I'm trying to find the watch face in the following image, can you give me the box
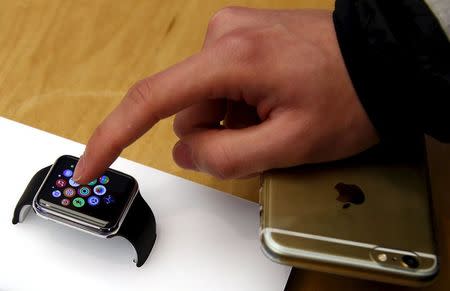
[36,155,137,230]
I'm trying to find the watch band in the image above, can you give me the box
[117,192,156,267]
[12,165,157,267]
[12,166,51,225]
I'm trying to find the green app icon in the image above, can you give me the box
[73,197,85,208]
[88,179,97,186]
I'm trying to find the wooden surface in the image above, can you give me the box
[1,1,448,290]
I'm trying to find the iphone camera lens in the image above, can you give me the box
[402,255,419,269]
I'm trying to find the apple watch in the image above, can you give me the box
[12,155,156,267]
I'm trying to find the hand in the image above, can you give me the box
[73,7,379,183]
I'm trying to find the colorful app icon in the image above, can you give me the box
[63,169,73,178]
[87,196,100,206]
[78,186,91,197]
[88,179,97,186]
[63,187,76,198]
[61,198,70,206]
[52,190,62,198]
[55,179,67,188]
[99,175,110,184]
[73,197,85,208]
[69,177,80,187]
[103,195,115,205]
[93,185,106,196]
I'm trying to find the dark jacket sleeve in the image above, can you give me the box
[333,0,450,144]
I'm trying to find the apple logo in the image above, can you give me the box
[335,182,365,209]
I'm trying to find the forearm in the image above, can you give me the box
[333,0,450,143]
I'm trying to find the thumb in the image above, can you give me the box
[172,116,296,179]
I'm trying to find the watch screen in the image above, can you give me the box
[36,155,137,229]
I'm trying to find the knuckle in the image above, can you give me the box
[126,78,154,107]
[216,31,258,64]
[92,124,109,144]
[208,6,241,32]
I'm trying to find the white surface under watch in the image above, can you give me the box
[0,117,291,291]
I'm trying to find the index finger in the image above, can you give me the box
[73,48,242,184]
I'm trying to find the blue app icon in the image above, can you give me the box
[99,175,109,184]
[52,190,62,198]
[103,195,115,205]
[63,169,73,178]
[87,196,100,206]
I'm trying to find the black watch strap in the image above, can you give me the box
[117,192,157,267]
[12,166,51,224]
[13,165,157,267]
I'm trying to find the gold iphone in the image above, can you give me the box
[259,142,438,286]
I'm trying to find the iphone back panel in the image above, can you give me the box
[259,142,438,286]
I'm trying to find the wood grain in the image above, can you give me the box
[0,0,333,201]
[1,1,448,290]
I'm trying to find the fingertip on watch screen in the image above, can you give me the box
[36,155,137,230]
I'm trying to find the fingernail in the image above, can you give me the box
[173,142,197,170]
[73,154,85,182]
